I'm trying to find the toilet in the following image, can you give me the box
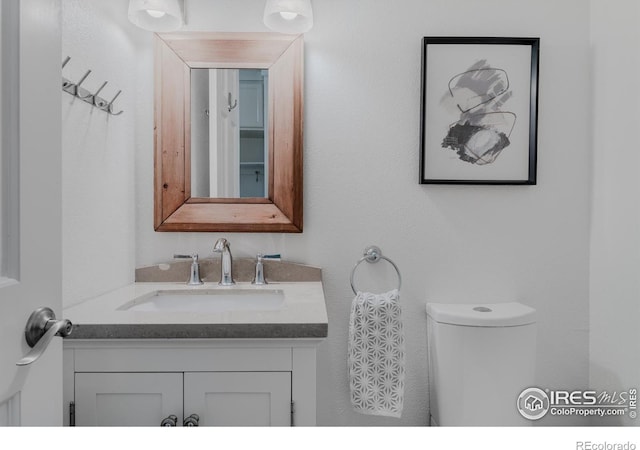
[426,302,537,426]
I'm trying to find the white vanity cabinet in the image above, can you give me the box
[64,340,319,427]
[184,371,291,426]
[73,372,183,427]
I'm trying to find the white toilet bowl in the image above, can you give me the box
[426,302,537,426]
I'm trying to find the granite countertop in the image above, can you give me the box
[63,282,328,340]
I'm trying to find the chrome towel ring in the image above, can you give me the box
[350,245,402,295]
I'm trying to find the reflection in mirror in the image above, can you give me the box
[191,69,269,199]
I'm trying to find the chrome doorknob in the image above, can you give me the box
[161,415,178,427]
[16,307,73,366]
[183,414,199,427]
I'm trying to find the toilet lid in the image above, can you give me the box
[426,302,536,327]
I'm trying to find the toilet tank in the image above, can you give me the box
[426,302,537,426]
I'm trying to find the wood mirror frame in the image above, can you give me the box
[154,32,303,232]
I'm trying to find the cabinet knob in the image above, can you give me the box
[161,415,178,427]
[183,414,200,427]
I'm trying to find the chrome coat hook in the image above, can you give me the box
[104,90,124,115]
[75,70,94,101]
[61,57,75,94]
[61,56,124,116]
[62,69,90,96]
[227,92,238,112]
[75,70,92,88]
[93,82,109,108]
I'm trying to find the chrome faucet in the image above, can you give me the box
[173,254,203,285]
[213,238,235,285]
[252,253,268,285]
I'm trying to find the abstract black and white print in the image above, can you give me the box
[441,60,517,165]
[420,37,539,184]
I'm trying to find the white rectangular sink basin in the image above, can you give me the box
[119,289,285,313]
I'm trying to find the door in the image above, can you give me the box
[0,0,63,426]
[184,372,291,426]
[211,69,240,197]
[74,373,183,427]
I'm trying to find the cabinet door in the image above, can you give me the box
[184,372,291,426]
[239,80,264,129]
[74,373,183,426]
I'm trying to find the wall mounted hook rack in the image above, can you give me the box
[61,56,124,116]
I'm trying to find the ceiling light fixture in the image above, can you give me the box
[128,0,183,32]
[264,0,313,34]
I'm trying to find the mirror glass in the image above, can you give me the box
[190,68,269,198]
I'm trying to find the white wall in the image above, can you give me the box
[62,0,139,306]
[134,0,592,425]
[589,0,640,426]
[62,0,594,425]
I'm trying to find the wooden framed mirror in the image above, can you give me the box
[154,32,303,232]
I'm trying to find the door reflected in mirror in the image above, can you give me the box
[191,68,269,199]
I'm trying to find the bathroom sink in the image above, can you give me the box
[119,289,285,313]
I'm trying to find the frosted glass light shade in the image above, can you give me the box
[264,0,313,34]
[128,0,183,32]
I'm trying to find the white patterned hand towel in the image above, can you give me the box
[348,289,405,418]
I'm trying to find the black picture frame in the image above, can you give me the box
[419,37,539,185]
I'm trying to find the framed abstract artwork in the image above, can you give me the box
[419,37,539,185]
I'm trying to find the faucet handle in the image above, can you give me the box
[173,254,203,285]
[174,253,198,262]
[252,253,268,285]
